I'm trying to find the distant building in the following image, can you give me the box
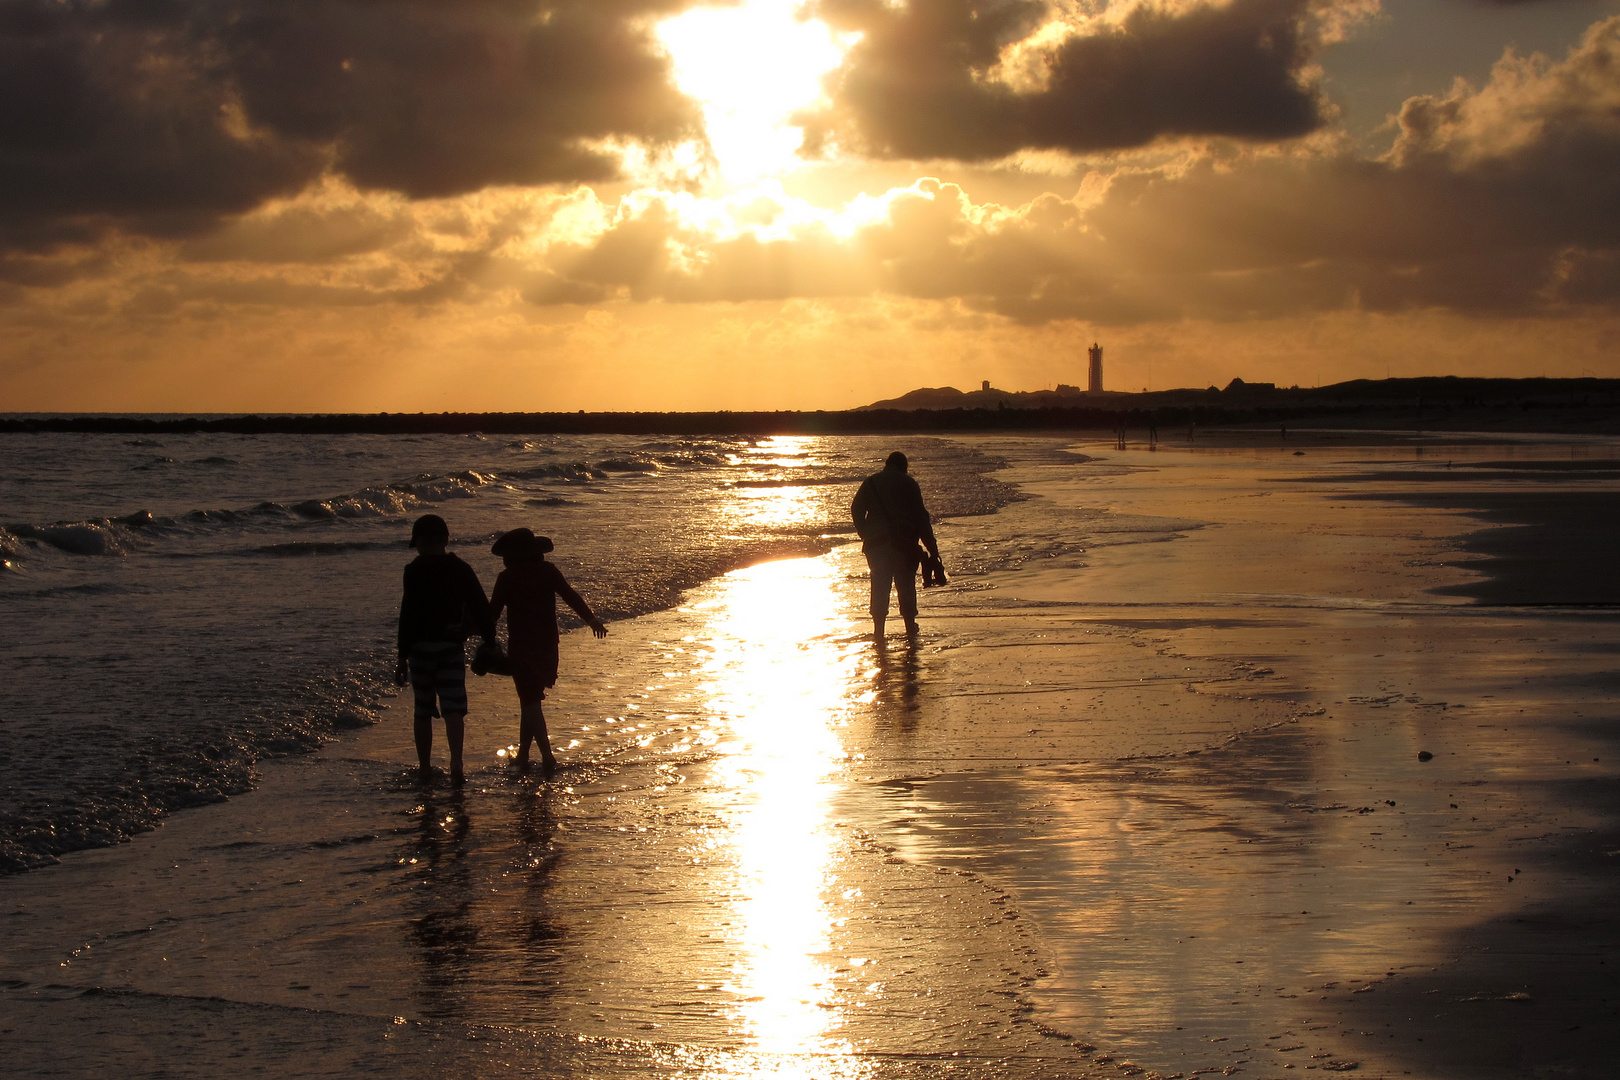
[982,380,991,392]
[1087,343,1104,394]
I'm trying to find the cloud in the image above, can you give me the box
[221,0,700,197]
[798,0,1331,160]
[178,196,414,265]
[6,12,1620,335]
[528,16,1620,321]
[0,0,699,251]
[0,0,322,248]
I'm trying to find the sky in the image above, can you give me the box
[2,0,1618,412]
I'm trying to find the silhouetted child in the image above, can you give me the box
[488,528,607,774]
[396,513,495,785]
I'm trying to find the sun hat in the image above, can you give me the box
[491,527,554,559]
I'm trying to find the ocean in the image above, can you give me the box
[0,431,1020,873]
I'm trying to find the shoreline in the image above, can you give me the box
[3,433,1618,1078]
[0,432,1020,877]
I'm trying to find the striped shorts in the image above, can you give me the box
[408,641,468,720]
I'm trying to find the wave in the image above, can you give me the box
[9,520,147,556]
[0,525,26,562]
[285,471,493,521]
[508,462,605,483]
[2,470,499,560]
[635,437,745,454]
[0,661,390,874]
[594,458,658,473]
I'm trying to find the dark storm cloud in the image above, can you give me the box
[0,0,699,251]
[0,0,321,247]
[799,0,1326,160]
[221,0,699,198]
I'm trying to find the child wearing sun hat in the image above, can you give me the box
[488,528,608,774]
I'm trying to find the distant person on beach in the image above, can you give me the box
[852,451,941,639]
[488,528,608,775]
[396,514,496,785]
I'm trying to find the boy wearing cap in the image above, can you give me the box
[488,528,608,774]
[395,514,496,784]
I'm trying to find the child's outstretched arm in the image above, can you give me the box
[557,576,608,638]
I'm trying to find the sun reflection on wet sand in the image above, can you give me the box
[687,554,870,1073]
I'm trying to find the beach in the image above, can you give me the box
[3,431,1618,1078]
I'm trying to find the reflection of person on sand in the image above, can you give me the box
[852,451,941,639]
[395,514,496,786]
[489,528,608,775]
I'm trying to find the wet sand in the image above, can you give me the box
[4,433,1618,1078]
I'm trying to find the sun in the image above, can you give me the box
[656,0,854,186]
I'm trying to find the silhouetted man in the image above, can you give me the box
[852,451,940,638]
[395,513,496,785]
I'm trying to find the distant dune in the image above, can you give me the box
[859,385,1135,411]
[855,376,1620,435]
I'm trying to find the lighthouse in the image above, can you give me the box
[1087,342,1104,394]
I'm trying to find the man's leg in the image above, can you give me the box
[866,548,892,637]
[896,551,921,636]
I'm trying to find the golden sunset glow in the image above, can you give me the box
[657,0,855,185]
[2,1,1616,410]
[8,2,1620,1077]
